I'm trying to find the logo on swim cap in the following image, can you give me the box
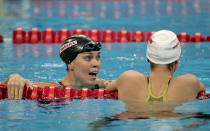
[60,40,77,54]
[172,42,180,48]
[59,35,102,65]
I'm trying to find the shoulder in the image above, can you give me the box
[106,70,146,91]
[117,70,146,82]
[169,74,203,100]
[173,74,201,93]
[175,74,200,85]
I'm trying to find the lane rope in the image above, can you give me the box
[10,27,210,44]
[0,83,118,101]
[0,83,209,101]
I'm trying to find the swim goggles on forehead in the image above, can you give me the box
[82,42,101,51]
[60,40,101,54]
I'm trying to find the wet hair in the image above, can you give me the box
[59,34,101,71]
[167,61,178,71]
[149,60,178,71]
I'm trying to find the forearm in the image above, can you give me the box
[32,81,59,88]
[106,80,118,91]
[199,81,206,92]
[95,78,113,88]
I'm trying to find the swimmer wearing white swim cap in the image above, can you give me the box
[107,30,206,112]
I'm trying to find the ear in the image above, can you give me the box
[173,60,179,72]
[175,60,179,66]
[176,59,179,66]
[68,62,74,71]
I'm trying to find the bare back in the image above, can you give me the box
[106,70,204,103]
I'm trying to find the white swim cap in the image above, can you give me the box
[146,30,181,64]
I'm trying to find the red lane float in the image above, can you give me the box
[72,29,86,35]
[88,29,101,42]
[0,83,7,99]
[117,30,131,42]
[0,83,209,101]
[28,27,41,43]
[0,83,118,101]
[102,29,116,43]
[42,28,56,43]
[132,31,145,42]
[191,32,205,42]
[57,28,71,43]
[12,27,210,44]
[206,35,210,42]
[177,32,191,42]
[0,34,3,43]
[197,90,210,100]
[13,27,27,44]
[146,31,155,41]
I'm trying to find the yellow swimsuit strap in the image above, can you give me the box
[145,77,171,103]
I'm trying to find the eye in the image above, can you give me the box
[83,55,93,61]
[96,54,100,61]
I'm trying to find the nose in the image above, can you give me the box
[92,58,100,68]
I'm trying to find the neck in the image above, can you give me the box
[150,65,173,78]
[60,72,94,89]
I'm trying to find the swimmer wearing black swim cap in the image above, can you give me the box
[4,34,110,99]
[57,34,107,89]
[60,34,101,65]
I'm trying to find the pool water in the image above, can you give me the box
[0,0,210,130]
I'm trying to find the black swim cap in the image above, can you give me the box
[60,34,101,64]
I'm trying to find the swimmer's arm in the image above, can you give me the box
[3,74,32,88]
[196,81,207,99]
[3,74,33,99]
[199,81,206,92]
[4,74,58,88]
[106,73,126,91]
[95,78,113,88]
[193,74,206,92]
[106,71,133,91]
[189,74,206,97]
[106,80,118,91]
[106,70,139,91]
[32,81,59,88]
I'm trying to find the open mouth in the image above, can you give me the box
[88,71,98,79]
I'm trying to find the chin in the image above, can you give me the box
[86,79,96,85]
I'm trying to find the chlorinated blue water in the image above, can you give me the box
[0,0,210,130]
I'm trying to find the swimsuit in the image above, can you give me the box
[57,81,65,88]
[145,77,171,103]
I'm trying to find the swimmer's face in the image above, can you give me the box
[69,51,101,86]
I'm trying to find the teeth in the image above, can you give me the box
[89,71,97,75]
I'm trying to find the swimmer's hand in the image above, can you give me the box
[4,74,33,100]
[95,78,113,88]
